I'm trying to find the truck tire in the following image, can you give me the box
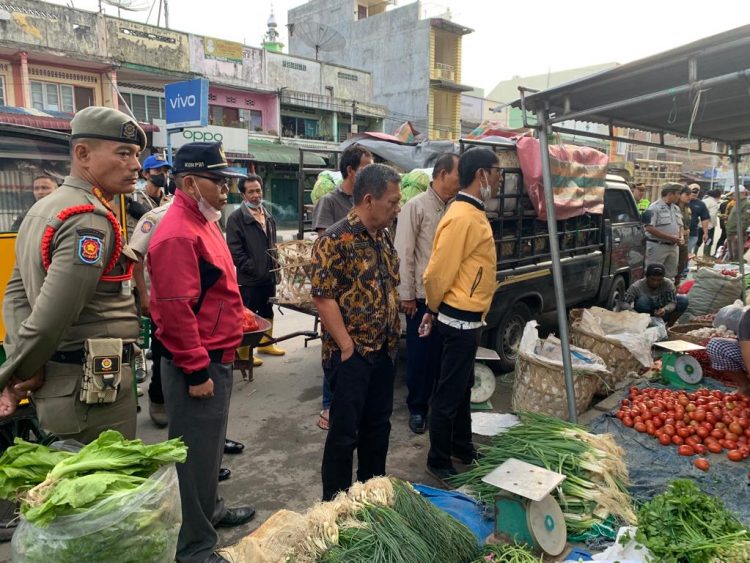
[492,302,531,372]
[605,275,627,310]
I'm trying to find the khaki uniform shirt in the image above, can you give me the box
[126,188,169,239]
[1,176,139,381]
[394,187,450,301]
[645,199,683,240]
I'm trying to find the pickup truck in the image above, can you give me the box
[483,152,646,370]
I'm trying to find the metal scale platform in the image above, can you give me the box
[655,340,705,388]
[482,458,568,557]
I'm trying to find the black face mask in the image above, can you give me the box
[150,173,167,188]
[166,179,177,195]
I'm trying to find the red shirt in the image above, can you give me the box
[147,190,242,383]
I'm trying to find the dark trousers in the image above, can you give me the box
[322,348,395,501]
[405,299,438,416]
[240,284,275,319]
[162,359,231,563]
[703,227,716,256]
[716,221,727,253]
[427,321,479,470]
[148,319,165,404]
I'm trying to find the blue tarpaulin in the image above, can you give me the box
[412,484,494,544]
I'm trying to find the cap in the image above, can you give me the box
[646,263,666,277]
[689,183,701,193]
[662,183,682,193]
[173,142,246,177]
[739,186,748,194]
[70,106,146,151]
[143,155,172,171]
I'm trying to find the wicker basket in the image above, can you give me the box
[568,309,643,395]
[511,351,605,420]
[667,322,714,345]
[274,240,314,307]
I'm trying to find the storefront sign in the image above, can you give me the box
[164,79,208,129]
[204,37,244,64]
[153,120,248,154]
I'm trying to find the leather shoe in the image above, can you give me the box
[408,414,426,434]
[425,464,458,487]
[204,553,229,563]
[149,401,168,428]
[215,506,256,528]
[224,438,245,455]
[218,467,231,482]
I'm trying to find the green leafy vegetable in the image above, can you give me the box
[470,543,542,562]
[0,440,73,499]
[635,479,750,563]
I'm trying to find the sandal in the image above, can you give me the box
[317,409,330,431]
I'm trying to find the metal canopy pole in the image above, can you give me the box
[731,144,746,300]
[536,107,578,422]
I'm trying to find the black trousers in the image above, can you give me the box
[322,348,395,501]
[405,299,439,416]
[148,319,165,404]
[427,321,479,470]
[162,359,231,563]
[239,284,275,319]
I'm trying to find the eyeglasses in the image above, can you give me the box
[190,174,231,189]
[487,166,504,173]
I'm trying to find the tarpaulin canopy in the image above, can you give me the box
[0,106,159,133]
[245,140,326,166]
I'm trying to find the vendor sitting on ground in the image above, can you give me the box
[707,309,750,394]
[619,263,688,326]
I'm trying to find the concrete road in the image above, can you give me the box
[0,308,514,558]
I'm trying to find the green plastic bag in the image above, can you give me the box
[311,170,342,204]
[400,169,431,205]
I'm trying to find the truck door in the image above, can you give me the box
[604,187,645,280]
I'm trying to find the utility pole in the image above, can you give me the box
[164,0,169,28]
[351,100,356,135]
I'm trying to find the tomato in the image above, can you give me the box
[707,442,723,454]
[745,428,750,438]
[706,413,717,425]
[692,409,707,422]
[659,412,669,422]
[672,435,684,446]
[686,436,701,447]
[694,458,710,472]
[727,449,744,462]
[616,410,625,420]
[725,440,738,450]
[711,429,725,440]
[729,422,744,435]
[642,412,653,421]
[635,422,647,433]
[623,417,634,428]
[650,406,662,415]
[723,415,734,425]
[677,427,691,439]
[686,403,697,413]
[652,417,663,429]
[725,432,740,442]
[621,399,630,407]
[646,422,655,435]
[678,445,695,456]
[658,433,672,446]
[694,444,707,454]
[678,396,690,407]
[696,427,710,439]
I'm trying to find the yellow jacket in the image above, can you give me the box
[423,194,497,320]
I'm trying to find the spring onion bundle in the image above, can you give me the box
[450,412,635,536]
[470,544,542,562]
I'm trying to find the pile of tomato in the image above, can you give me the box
[616,387,750,471]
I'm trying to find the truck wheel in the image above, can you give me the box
[606,276,627,310]
[493,302,531,372]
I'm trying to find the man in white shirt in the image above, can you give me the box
[702,188,722,256]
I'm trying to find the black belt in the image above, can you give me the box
[162,348,227,363]
[51,344,135,365]
[647,239,676,246]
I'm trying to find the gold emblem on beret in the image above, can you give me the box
[121,122,138,140]
[218,145,227,163]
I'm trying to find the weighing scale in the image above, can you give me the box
[472,347,500,404]
[482,459,567,556]
[654,340,705,388]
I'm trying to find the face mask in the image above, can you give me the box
[150,173,167,188]
[479,171,493,201]
[166,179,177,195]
[192,185,222,223]
[243,199,262,210]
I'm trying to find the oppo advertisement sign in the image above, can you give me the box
[152,120,249,154]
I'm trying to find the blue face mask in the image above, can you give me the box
[243,200,262,210]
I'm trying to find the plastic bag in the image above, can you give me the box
[578,308,654,367]
[242,307,261,332]
[12,465,181,563]
[589,526,654,562]
[400,168,431,205]
[310,170,342,204]
[713,300,748,334]
[520,321,609,373]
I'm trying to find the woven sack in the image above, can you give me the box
[512,351,603,420]
[667,322,714,345]
[570,326,641,395]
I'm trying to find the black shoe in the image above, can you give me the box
[408,414,427,434]
[452,450,482,465]
[204,552,229,563]
[425,464,458,487]
[215,506,256,528]
[224,438,245,455]
[218,467,231,482]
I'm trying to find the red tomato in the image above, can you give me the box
[725,432,740,442]
[694,458,710,471]
[672,435,684,446]
[711,429,725,440]
[658,433,672,446]
[678,445,695,456]
[635,422,647,433]
[694,444,707,454]
[727,450,744,462]
[623,417,634,428]
[692,409,707,422]
[707,442,723,454]
[697,427,710,439]
[677,428,691,439]
[663,424,676,436]
[729,422,744,436]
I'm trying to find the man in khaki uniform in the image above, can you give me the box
[0,106,145,444]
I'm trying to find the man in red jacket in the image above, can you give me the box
[148,142,254,563]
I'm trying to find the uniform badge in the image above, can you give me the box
[93,355,120,375]
[140,220,153,234]
[121,122,138,141]
[78,235,103,264]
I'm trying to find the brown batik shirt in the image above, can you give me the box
[310,210,400,367]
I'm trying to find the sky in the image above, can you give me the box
[53,0,745,95]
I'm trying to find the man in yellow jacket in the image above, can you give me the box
[422,147,501,482]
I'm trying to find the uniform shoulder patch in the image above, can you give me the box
[140,220,153,234]
[75,228,105,266]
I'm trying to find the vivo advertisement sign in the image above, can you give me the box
[164,79,209,130]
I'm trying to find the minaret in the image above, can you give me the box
[262,6,284,53]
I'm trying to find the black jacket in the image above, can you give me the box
[226,205,278,287]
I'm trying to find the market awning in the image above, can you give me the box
[244,140,327,166]
[513,24,750,149]
[0,106,159,133]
